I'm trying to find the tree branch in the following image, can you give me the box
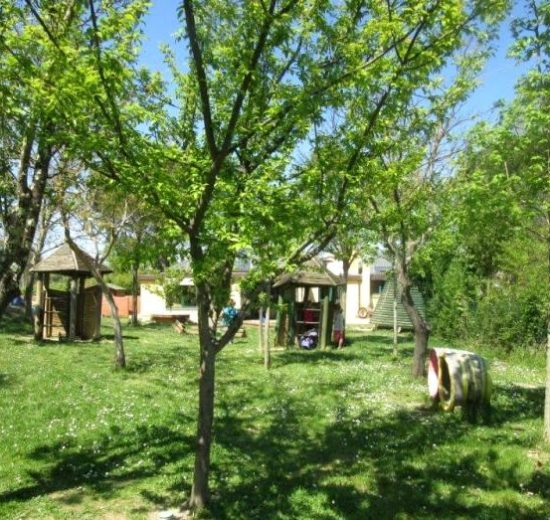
[183,0,218,158]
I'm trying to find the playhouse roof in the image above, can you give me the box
[31,243,112,276]
[273,259,344,288]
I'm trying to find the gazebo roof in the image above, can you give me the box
[273,259,344,288]
[31,243,112,276]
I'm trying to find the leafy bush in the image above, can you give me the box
[472,283,548,352]
[427,258,479,341]
[429,267,548,352]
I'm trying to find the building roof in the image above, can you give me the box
[273,259,344,288]
[31,243,112,276]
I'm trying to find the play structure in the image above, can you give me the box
[31,243,111,340]
[273,259,344,348]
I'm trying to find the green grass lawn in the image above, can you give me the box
[0,315,549,519]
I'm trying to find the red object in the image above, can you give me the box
[428,349,439,399]
[304,308,315,323]
[332,330,345,344]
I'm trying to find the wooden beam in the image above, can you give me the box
[69,277,77,340]
[319,292,330,350]
[34,274,44,340]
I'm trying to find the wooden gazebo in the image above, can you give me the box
[31,243,112,340]
[273,259,344,348]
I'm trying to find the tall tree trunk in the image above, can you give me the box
[258,306,264,353]
[23,272,35,321]
[264,285,271,369]
[393,281,399,357]
[189,282,216,509]
[0,135,50,318]
[0,278,19,318]
[22,205,52,320]
[102,284,126,367]
[396,261,430,377]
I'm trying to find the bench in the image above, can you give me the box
[172,320,246,338]
[151,314,190,324]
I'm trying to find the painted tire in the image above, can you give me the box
[428,347,491,412]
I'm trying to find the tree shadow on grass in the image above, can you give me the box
[124,342,198,375]
[0,313,32,335]
[204,386,550,519]
[0,419,196,509]
[99,334,140,341]
[274,348,366,367]
[490,383,545,426]
[0,372,11,388]
[2,359,547,518]
[350,334,414,359]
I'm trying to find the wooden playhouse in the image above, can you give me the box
[31,243,112,340]
[273,259,345,348]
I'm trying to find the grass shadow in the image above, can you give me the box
[0,373,11,388]
[0,314,33,335]
[99,334,140,341]
[274,348,366,367]
[490,383,545,425]
[207,393,549,520]
[0,420,195,508]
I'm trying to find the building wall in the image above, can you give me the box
[101,295,137,318]
[138,281,242,323]
[139,284,199,323]
[138,258,388,327]
[325,257,372,325]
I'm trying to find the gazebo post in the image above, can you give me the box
[286,287,296,347]
[78,276,86,337]
[34,274,44,340]
[44,273,51,338]
[274,293,284,346]
[94,285,102,340]
[69,276,78,340]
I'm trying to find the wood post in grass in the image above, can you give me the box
[320,293,329,349]
[264,302,271,369]
[258,306,264,353]
[274,294,283,347]
[287,290,295,347]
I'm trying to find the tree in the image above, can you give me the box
[365,112,446,376]
[489,0,550,440]
[351,49,497,376]
[54,167,134,367]
[0,1,70,317]
[428,0,550,438]
[104,198,180,326]
[28,0,509,509]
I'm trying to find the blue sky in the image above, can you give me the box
[464,1,531,121]
[138,1,529,123]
